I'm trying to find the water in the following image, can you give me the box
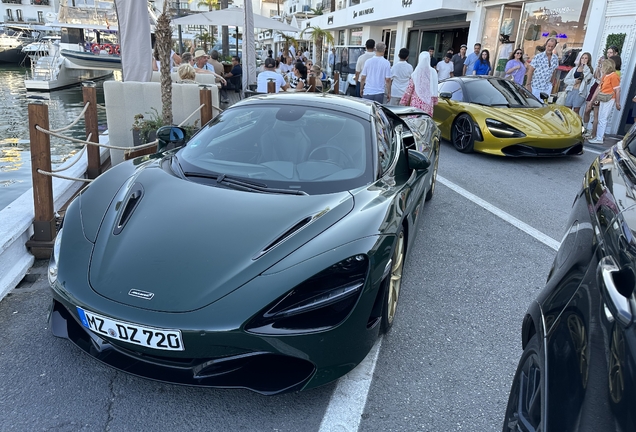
[0,65,110,210]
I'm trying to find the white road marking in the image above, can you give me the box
[319,339,383,432]
[319,173,561,431]
[437,176,560,251]
[584,147,602,154]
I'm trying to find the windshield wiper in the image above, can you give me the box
[183,171,307,195]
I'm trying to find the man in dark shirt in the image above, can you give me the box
[221,56,242,103]
[451,44,467,76]
[428,46,438,67]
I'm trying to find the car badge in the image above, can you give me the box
[128,289,155,300]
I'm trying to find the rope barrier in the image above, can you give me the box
[51,101,90,133]
[50,143,87,173]
[178,104,204,127]
[36,125,155,151]
[96,104,107,110]
[37,168,93,183]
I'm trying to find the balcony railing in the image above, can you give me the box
[2,0,22,4]
[32,0,50,5]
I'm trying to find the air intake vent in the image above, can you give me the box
[113,183,144,235]
[253,216,313,259]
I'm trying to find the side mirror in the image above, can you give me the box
[539,92,550,101]
[156,126,186,152]
[439,92,452,100]
[407,149,430,171]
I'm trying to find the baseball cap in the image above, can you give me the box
[264,57,276,68]
[194,49,207,59]
[460,44,467,48]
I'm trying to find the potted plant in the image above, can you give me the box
[132,107,200,148]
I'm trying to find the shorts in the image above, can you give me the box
[586,82,598,102]
[565,90,585,108]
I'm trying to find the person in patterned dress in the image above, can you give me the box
[399,51,439,116]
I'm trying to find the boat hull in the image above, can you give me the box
[0,46,28,64]
[25,65,113,91]
[61,49,122,71]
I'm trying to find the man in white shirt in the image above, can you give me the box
[279,56,293,74]
[389,48,413,105]
[256,57,289,93]
[360,42,391,103]
[436,53,454,81]
[354,39,375,97]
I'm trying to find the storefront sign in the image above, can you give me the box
[353,8,374,19]
[402,0,412,6]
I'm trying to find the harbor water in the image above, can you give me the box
[0,65,109,211]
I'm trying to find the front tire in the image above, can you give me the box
[451,113,475,153]
[502,334,543,432]
[381,228,405,333]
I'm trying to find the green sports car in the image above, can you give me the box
[48,94,440,394]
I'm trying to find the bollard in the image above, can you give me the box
[82,82,101,179]
[308,76,316,92]
[199,86,213,125]
[267,80,275,93]
[26,101,55,258]
[333,71,340,95]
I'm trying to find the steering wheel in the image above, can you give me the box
[308,145,355,169]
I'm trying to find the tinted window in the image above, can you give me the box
[439,80,463,101]
[464,78,543,108]
[177,104,373,195]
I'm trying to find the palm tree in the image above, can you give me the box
[276,31,298,59]
[300,26,334,68]
[196,32,216,53]
[155,1,172,125]
[195,0,220,51]
[310,6,324,15]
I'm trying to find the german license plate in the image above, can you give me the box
[76,307,184,351]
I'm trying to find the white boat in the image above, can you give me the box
[21,35,61,63]
[0,25,41,65]
[24,0,124,91]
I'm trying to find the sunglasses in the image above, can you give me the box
[515,52,522,55]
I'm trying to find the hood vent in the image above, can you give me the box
[113,183,144,235]
[253,216,313,260]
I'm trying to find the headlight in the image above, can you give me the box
[485,119,526,138]
[48,227,63,285]
[246,255,369,335]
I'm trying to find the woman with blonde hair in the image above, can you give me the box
[587,58,621,144]
[563,52,594,115]
[400,51,438,115]
[177,63,197,84]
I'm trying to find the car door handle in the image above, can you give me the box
[600,256,633,326]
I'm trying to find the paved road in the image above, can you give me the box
[0,143,602,431]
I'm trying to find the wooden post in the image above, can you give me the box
[267,80,276,93]
[308,76,316,92]
[199,86,212,125]
[82,82,100,179]
[333,71,340,95]
[27,101,55,258]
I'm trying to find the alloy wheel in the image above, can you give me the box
[386,230,405,325]
[452,115,474,152]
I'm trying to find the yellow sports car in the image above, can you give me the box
[433,76,584,156]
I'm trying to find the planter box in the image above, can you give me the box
[127,130,157,160]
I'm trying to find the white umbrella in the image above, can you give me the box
[173,8,300,33]
[242,1,256,92]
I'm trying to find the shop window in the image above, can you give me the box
[6,8,13,20]
[349,27,362,46]
[16,8,22,21]
[338,30,345,45]
[37,10,43,21]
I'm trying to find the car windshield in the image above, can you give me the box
[463,78,543,108]
[177,103,373,195]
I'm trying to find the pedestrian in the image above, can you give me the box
[428,46,438,67]
[436,52,454,81]
[463,43,481,76]
[327,47,335,75]
[177,64,197,84]
[256,57,289,93]
[504,48,526,85]
[399,51,439,116]
[472,49,491,75]
[587,58,621,144]
[208,50,225,78]
[389,48,413,105]
[526,37,559,99]
[563,52,594,116]
[354,39,376,97]
[451,44,467,77]
[360,42,392,103]
[193,49,226,84]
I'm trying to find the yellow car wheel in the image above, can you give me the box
[451,113,475,153]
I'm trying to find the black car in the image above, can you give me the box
[503,124,636,431]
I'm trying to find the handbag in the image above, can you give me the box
[555,91,567,105]
[596,93,613,103]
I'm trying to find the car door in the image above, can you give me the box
[542,139,636,431]
[433,79,464,137]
